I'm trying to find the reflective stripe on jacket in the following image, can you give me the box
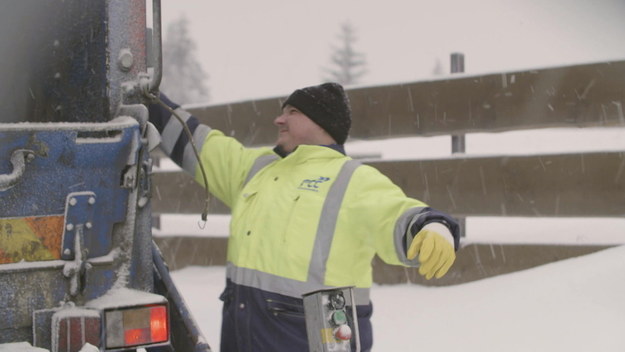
[182,129,434,305]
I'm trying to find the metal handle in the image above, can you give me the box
[141,0,162,98]
[0,149,35,191]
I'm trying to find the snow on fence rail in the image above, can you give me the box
[151,60,625,284]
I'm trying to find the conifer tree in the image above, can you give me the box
[160,16,210,104]
[431,58,444,76]
[323,22,367,86]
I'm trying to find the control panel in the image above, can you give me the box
[303,287,360,352]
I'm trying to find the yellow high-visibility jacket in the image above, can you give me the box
[150,97,458,305]
[188,129,449,304]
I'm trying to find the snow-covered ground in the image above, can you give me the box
[171,245,625,351]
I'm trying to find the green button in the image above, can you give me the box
[332,310,347,325]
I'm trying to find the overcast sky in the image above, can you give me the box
[158,0,625,104]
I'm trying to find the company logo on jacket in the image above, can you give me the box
[298,177,330,191]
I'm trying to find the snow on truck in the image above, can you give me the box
[0,0,210,351]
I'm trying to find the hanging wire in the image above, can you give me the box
[150,95,211,224]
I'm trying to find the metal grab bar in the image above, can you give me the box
[140,0,162,98]
[0,149,35,191]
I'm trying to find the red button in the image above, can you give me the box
[334,324,352,341]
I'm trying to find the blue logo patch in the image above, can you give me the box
[298,176,331,191]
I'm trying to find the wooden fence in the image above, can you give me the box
[151,60,625,285]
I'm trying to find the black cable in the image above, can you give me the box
[152,96,210,223]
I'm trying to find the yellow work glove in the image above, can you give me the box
[407,222,456,280]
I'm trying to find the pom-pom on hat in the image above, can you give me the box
[282,82,352,145]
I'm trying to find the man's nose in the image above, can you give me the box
[274,114,286,125]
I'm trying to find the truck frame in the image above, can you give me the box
[0,1,209,350]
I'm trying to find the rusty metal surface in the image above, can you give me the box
[0,216,64,264]
[185,60,625,146]
[151,151,625,217]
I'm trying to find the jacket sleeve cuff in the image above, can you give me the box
[147,92,181,133]
[405,207,461,251]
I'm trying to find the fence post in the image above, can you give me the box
[450,53,466,238]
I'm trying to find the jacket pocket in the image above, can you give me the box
[265,298,305,319]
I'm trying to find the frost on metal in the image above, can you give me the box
[86,288,166,311]
[0,116,138,131]
[0,150,29,192]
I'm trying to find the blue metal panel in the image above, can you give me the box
[61,192,97,260]
[0,122,138,258]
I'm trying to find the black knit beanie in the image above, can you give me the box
[282,82,352,145]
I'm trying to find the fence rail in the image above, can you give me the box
[181,60,625,145]
[152,151,625,217]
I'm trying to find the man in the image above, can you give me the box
[148,82,460,351]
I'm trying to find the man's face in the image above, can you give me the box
[273,105,335,153]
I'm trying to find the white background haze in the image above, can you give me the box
[158,0,625,103]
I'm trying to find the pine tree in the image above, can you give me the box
[431,58,444,76]
[160,16,210,104]
[323,22,367,86]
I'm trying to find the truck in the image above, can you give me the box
[0,0,210,350]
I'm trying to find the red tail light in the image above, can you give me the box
[150,305,168,341]
[125,328,150,345]
[105,304,169,348]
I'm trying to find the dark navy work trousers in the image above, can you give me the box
[219,280,373,352]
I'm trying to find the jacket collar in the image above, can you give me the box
[273,144,345,158]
